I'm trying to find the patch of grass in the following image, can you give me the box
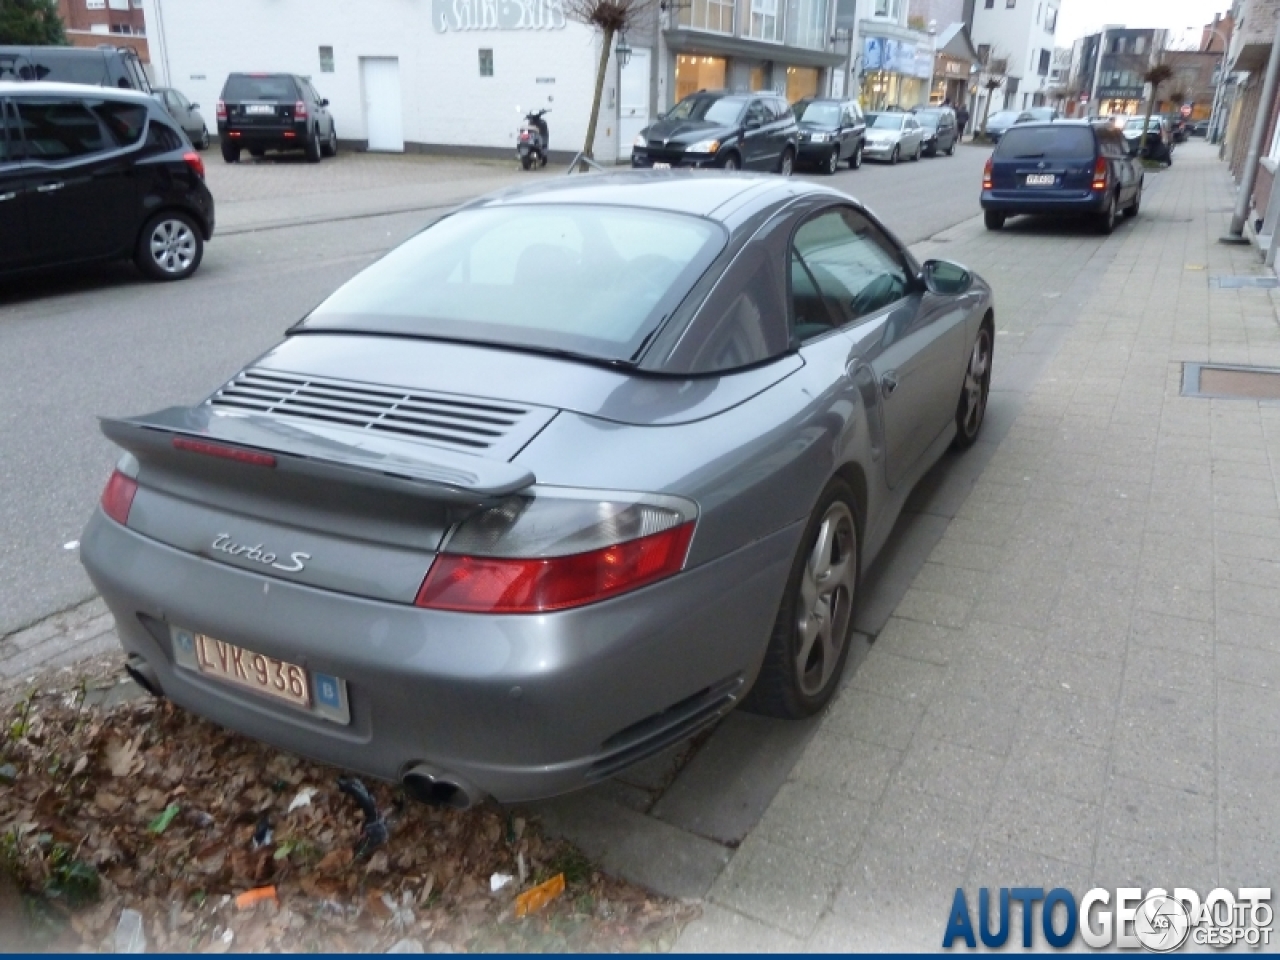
[545,846,593,887]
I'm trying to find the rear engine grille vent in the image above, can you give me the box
[209,369,538,452]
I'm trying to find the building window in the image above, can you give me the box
[984,0,993,6]
[749,0,780,42]
[680,0,735,34]
[1045,6,1056,32]
[318,46,334,72]
[1038,49,1050,75]
[977,43,991,63]
[1005,0,1015,7]
[479,48,494,77]
[1134,36,1146,54]
[786,0,828,49]
[873,0,900,16]
[86,0,105,8]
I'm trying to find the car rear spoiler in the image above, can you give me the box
[100,405,535,503]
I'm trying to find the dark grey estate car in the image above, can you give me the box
[630,90,799,173]
[81,173,994,806]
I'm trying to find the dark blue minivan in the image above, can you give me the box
[980,121,1143,234]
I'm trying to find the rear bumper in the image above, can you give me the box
[80,510,797,803]
[980,189,1109,215]
[219,122,309,150]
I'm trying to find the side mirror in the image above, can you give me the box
[320,98,330,107]
[189,102,200,110]
[922,259,973,296]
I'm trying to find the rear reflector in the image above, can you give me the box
[415,522,695,613]
[183,150,205,179]
[172,436,277,467]
[101,471,138,526]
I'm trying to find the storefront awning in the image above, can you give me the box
[663,29,846,68]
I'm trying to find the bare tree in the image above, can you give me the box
[565,0,653,168]
[977,49,1009,137]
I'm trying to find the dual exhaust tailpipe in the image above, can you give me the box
[122,658,481,811]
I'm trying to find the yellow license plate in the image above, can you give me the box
[194,634,310,709]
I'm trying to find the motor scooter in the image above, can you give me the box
[517,108,550,170]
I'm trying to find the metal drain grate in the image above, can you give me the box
[1210,275,1280,289]
[1183,363,1280,400]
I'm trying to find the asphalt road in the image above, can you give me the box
[0,142,992,637]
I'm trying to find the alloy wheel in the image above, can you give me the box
[779,149,794,177]
[148,218,197,276]
[794,502,857,698]
[722,154,740,171]
[960,327,991,439]
[826,149,839,174]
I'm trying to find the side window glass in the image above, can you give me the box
[793,208,910,330]
[14,99,106,160]
[90,100,147,147]
[0,103,13,163]
[142,118,184,153]
[747,101,768,126]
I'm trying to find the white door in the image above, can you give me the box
[361,57,404,152]
[618,47,651,160]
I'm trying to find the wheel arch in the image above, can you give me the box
[138,203,211,243]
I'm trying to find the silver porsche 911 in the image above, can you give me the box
[80,172,994,808]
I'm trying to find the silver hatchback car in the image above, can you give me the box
[81,173,995,807]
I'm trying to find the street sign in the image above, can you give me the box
[1180,103,1193,117]
[1079,92,1089,103]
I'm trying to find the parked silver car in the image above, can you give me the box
[862,112,926,163]
[81,173,995,807]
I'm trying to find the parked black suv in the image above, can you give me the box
[216,73,337,163]
[793,97,865,173]
[0,82,214,281]
[630,90,798,174]
[0,45,151,92]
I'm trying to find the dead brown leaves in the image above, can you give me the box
[0,678,697,952]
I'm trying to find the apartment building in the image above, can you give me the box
[57,0,148,61]
[969,0,1061,121]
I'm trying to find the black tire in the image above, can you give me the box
[721,152,741,172]
[777,147,795,177]
[305,128,322,163]
[134,211,204,282]
[196,126,210,150]
[889,145,899,165]
[947,138,956,156]
[520,155,533,170]
[952,322,993,450]
[321,124,338,157]
[1097,192,1117,234]
[849,141,863,169]
[1123,182,1142,218]
[220,140,240,164]
[824,147,840,175]
[742,478,859,719]
[911,142,921,161]
[984,210,1005,231]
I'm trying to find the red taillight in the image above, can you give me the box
[183,150,205,179]
[101,471,138,526]
[295,99,308,120]
[982,157,993,190]
[519,131,531,141]
[415,522,695,614]
[172,436,277,468]
[1092,157,1108,191]
[215,99,227,120]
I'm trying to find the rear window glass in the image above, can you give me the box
[222,75,298,101]
[92,100,148,147]
[302,205,727,364]
[996,126,1096,159]
[28,52,108,85]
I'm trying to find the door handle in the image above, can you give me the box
[881,372,899,398]
[0,192,15,202]
[37,182,64,193]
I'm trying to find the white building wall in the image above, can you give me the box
[141,0,619,161]
[970,0,1059,108]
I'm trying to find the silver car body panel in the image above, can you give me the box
[81,172,993,802]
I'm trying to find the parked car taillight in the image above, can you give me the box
[100,471,138,526]
[982,157,993,190]
[183,150,205,179]
[1092,157,1108,191]
[295,99,308,120]
[215,100,227,120]
[415,491,698,613]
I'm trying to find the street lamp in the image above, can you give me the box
[616,33,633,69]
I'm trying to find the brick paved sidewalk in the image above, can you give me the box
[678,143,1280,950]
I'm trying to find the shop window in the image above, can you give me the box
[786,66,820,101]
[675,54,726,101]
[319,46,334,73]
[479,48,493,77]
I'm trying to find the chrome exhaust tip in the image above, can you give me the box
[401,763,481,810]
